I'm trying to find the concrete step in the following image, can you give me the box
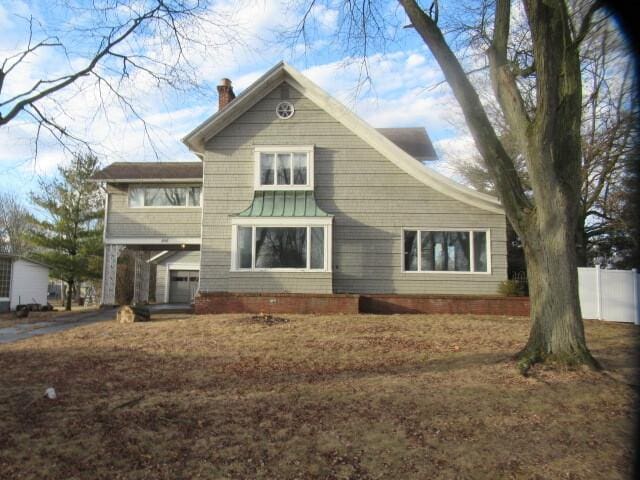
[148,304,194,315]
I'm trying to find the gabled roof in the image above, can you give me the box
[92,162,203,182]
[182,62,502,214]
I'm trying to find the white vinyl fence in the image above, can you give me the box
[578,267,639,324]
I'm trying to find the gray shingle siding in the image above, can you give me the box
[105,184,202,239]
[199,83,507,294]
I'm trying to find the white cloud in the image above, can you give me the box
[435,135,478,165]
[309,4,339,33]
[1,1,483,198]
[406,53,425,68]
[0,4,9,29]
[298,51,463,143]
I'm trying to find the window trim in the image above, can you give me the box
[230,217,332,272]
[254,145,314,191]
[0,257,11,299]
[127,184,203,208]
[401,228,492,274]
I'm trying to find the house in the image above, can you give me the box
[93,62,507,313]
[0,254,50,312]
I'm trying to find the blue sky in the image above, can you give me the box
[0,0,478,201]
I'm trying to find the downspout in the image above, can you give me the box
[100,184,109,306]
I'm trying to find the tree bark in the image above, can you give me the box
[517,199,598,371]
[398,0,598,371]
[65,280,74,311]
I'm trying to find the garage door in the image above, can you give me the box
[169,270,199,303]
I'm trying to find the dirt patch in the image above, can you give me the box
[0,314,637,479]
[242,313,290,326]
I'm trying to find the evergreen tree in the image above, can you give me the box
[30,153,104,310]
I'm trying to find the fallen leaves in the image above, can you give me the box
[0,313,637,479]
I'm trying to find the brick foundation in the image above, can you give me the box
[359,294,530,316]
[195,292,360,315]
[195,292,530,316]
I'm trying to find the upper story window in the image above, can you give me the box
[128,185,202,208]
[254,146,314,191]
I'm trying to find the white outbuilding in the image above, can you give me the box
[0,254,50,312]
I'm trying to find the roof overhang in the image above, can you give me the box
[182,62,503,215]
[0,254,51,269]
[91,178,203,184]
[235,191,332,218]
[148,250,172,263]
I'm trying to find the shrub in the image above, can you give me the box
[499,279,525,296]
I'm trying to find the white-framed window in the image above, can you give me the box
[231,218,331,272]
[128,185,202,208]
[0,257,11,298]
[402,229,491,273]
[254,146,314,190]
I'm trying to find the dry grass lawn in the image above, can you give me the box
[0,313,637,479]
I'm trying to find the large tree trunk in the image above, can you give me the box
[514,0,598,370]
[399,0,599,371]
[518,205,598,371]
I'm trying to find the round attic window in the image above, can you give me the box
[276,101,295,119]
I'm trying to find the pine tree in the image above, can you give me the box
[30,153,104,310]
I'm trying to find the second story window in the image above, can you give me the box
[128,185,202,208]
[255,146,314,190]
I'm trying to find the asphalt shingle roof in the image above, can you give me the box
[376,127,437,161]
[92,162,203,181]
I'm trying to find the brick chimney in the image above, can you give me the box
[217,78,235,110]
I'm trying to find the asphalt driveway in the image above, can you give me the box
[0,308,117,344]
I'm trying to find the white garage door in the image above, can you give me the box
[169,270,199,304]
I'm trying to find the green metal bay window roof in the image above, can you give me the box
[236,191,331,217]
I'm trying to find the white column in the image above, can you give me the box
[133,251,151,305]
[101,244,125,306]
[632,268,639,326]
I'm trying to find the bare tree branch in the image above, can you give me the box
[486,0,532,149]
[0,1,241,159]
[398,0,532,226]
[572,0,604,46]
[0,4,161,127]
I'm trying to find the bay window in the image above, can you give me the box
[128,185,201,207]
[232,222,330,271]
[255,146,314,190]
[403,229,489,273]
